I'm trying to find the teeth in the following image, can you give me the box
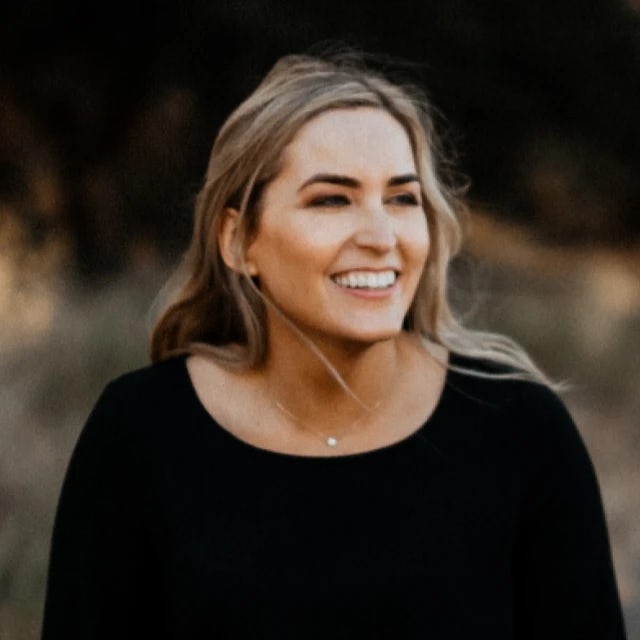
[333,270,397,290]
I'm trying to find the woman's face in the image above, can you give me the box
[245,107,430,348]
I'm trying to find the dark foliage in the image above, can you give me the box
[1,0,639,277]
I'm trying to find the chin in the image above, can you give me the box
[335,324,405,346]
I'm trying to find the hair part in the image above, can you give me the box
[148,52,557,389]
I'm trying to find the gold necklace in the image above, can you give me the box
[273,398,383,448]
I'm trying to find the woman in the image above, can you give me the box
[42,54,627,638]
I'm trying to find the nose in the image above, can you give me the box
[353,204,397,253]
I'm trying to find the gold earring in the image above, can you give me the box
[243,257,258,276]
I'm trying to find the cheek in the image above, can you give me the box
[270,228,322,264]
[249,225,328,285]
[405,215,430,268]
[260,215,346,265]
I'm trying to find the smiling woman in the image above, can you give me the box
[41,53,627,639]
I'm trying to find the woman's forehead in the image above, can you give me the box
[276,107,417,185]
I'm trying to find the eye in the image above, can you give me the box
[307,194,351,207]
[387,193,421,206]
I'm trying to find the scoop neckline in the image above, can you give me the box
[176,352,453,463]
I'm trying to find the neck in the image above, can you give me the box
[258,323,408,429]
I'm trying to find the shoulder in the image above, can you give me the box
[61,355,192,480]
[77,354,190,451]
[447,352,563,408]
[97,354,188,414]
[446,352,580,455]
[445,354,599,496]
[107,353,187,393]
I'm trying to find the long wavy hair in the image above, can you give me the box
[149,53,552,386]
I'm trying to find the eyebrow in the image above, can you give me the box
[297,173,420,192]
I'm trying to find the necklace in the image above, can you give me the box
[266,351,401,449]
[273,398,382,448]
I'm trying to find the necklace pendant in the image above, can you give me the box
[326,436,338,447]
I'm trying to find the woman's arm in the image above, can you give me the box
[41,382,158,639]
[513,384,627,639]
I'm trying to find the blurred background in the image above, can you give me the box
[1,0,639,637]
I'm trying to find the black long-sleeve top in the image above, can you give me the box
[41,353,627,639]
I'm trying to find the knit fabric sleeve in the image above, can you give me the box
[41,381,159,639]
[512,383,627,639]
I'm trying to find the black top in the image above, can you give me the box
[41,354,627,639]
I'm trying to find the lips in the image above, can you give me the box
[331,269,398,290]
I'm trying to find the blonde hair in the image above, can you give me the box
[149,53,553,387]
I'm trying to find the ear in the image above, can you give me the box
[217,208,258,276]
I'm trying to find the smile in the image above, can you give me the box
[331,270,397,290]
